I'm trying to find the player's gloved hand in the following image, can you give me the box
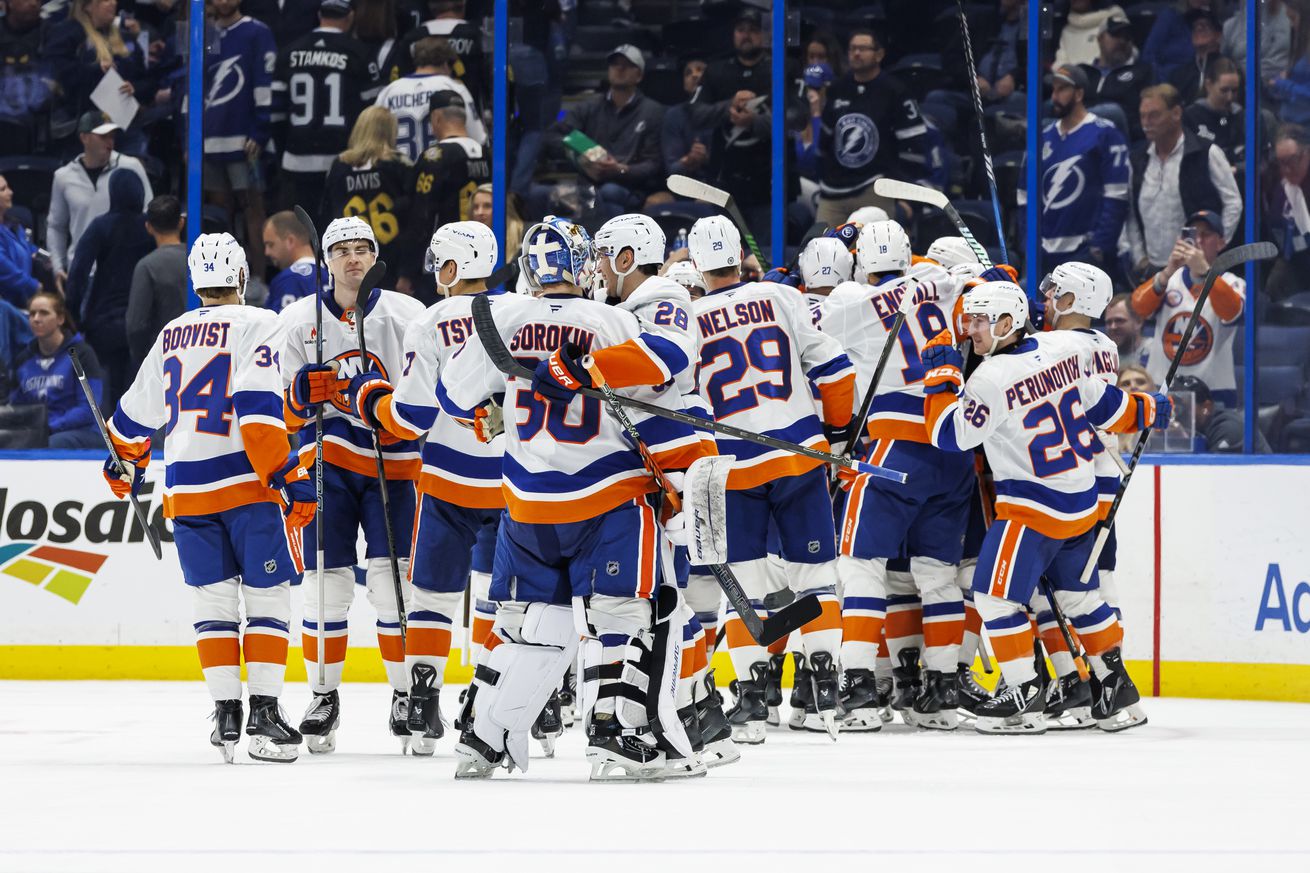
[288,362,347,418]
[269,453,315,528]
[977,264,1018,284]
[1028,297,1047,332]
[1136,391,1173,431]
[473,396,504,442]
[921,330,963,395]
[102,441,149,499]
[347,370,393,428]
[823,421,855,457]
[531,342,591,403]
[762,266,802,289]
[825,222,860,253]
[834,464,863,492]
[663,510,689,547]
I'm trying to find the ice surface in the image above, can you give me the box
[1,681,1308,872]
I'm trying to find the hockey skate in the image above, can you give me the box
[807,652,842,739]
[390,690,411,754]
[661,703,708,779]
[407,664,445,756]
[787,652,815,731]
[955,663,991,725]
[912,669,959,731]
[1045,671,1096,730]
[875,674,895,724]
[838,669,883,732]
[891,648,922,727]
[246,696,301,762]
[764,652,786,726]
[696,671,741,768]
[726,662,769,744]
[453,730,509,778]
[209,699,243,763]
[1091,648,1148,732]
[973,676,1047,735]
[531,689,564,758]
[299,690,340,754]
[586,716,665,782]
[559,667,578,729]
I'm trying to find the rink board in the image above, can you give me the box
[1,456,1309,701]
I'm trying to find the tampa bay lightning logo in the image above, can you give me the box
[834,114,879,169]
[1042,156,1086,211]
[206,56,245,109]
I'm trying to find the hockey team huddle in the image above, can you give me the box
[99,202,1172,779]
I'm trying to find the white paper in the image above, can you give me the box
[90,68,141,130]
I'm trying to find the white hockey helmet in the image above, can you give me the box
[687,215,741,273]
[594,213,667,298]
[426,221,497,288]
[188,232,248,300]
[926,236,981,268]
[856,219,912,276]
[799,236,854,289]
[664,260,706,294]
[962,280,1029,355]
[322,216,377,258]
[1039,261,1112,323]
[847,205,889,226]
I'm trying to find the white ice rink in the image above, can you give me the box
[1,681,1308,873]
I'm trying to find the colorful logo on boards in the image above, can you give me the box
[0,542,107,605]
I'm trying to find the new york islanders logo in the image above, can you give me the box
[1161,312,1214,367]
[327,349,387,414]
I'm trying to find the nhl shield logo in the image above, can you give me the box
[606,561,620,576]
[264,559,277,573]
[808,540,821,554]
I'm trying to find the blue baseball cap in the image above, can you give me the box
[804,63,834,89]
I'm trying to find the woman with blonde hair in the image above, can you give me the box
[467,183,525,261]
[42,0,146,137]
[321,106,411,287]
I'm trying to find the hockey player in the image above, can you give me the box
[920,281,1169,733]
[279,216,426,753]
[688,215,857,742]
[663,260,706,298]
[438,216,708,780]
[798,235,854,323]
[104,233,312,763]
[339,221,514,756]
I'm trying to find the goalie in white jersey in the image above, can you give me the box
[105,233,313,763]
[278,216,426,752]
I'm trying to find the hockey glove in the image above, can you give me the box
[921,330,963,395]
[531,342,591,403]
[834,464,863,492]
[825,222,860,253]
[347,370,393,429]
[473,396,505,443]
[1136,391,1173,431]
[269,453,315,529]
[1028,297,1047,332]
[977,264,1018,284]
[823,422,856,457]
[288,362,347,418]
[762,266,802,289]
[663,511,690,547]
[102,441,149,499]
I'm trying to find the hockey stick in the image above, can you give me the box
[70,348,162,560]
[294,205,328,687]
[873,178,994,269]
[354,260,407,644]
[580,357,822,646]
[954,0,1009,264]
[667,174,768,269]
[1037,577,1090,681]
[1079,241,1277,582]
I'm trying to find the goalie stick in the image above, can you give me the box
[873,178,994,269]
[1080,241,1277,582]
[667,174,768,269]
[469,295,908,485]
[70,347,162,560]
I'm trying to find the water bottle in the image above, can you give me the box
[673,228,688,252]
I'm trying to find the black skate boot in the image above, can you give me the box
[531,689,564,757]
[787,652,816,731]
[246,695,302,762]
[956,663,991,723]
[1091,648,1148,732]
[662,703,708,779]
[407,664,445,756]
[839,669,883,732]
[298,689,340,754]
[891,648,922,727]
[913,669,960,731]
[210,699,243,763]
[452,684,510,779]
[1045,670,1095,730]
[973,675,1046,735]
[695,670,741,768]
[585,714,665,782]
[875,673,894,724]
[389,690,410,754]
[559,667,578,728]
[726,661,770,744]
[807,652,842,739]
[764,652,787,726]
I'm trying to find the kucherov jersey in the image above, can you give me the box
[438,294,706,524]
[692,280,856,489]
[374,73,486,162]
[279,287,427,479]
[109,305,293,519]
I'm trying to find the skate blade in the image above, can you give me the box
[955,709,977,727]
[701,739,742,768]
[878,706,894,724]
[453,743,500,779]
[1096,704,1148,733]
[1047,706,1097,731]
[410,736,437,756]
[396,735,411,755]
[895,708,919,728]
[662,755,709,779]
[218,740,237,764]
[538,733,558,758]
[304,731,337,755]
[913,710,959,731]
[840,711,884,732]
[974,713,1047,735]
[766,705,781,727]
[821,711,840,740]
[587,755,666,783]
[247,736,299,763]
[729,723,767,745]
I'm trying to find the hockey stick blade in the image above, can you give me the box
[355,262,388,320]
[872,179,993,268]
[758,593,823,646]
[667,174,731,208]
[292,206,322,260]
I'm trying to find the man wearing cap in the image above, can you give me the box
[1173,374,1271,452]
[1089,14,1152,139]
[47,112,153,288]
[1167,8,1228,104]
[375,37,484,162]
[973,0,1026,108]
[692,8,771,117]
[1017,63,1129,278]
[1131,209,1244,407]
[1129,83,1241,279]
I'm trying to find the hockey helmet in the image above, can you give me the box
[926,236,981,268]
[856,219,911,276]
[799,236,854,289]
[664,260,706,294]
[323,216,377,259]
[687,215,742,273]
[426,221,498,288]
[188,232,248,300]
[1039,261,1112,324]
[594,213,667,298]
[962,280,1029,355]
[846,205,890,225]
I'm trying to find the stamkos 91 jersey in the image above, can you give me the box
[1069,327,1122,519]
[438,294,706,524]
[692,281,855,489]
[820,260,961,445]
[368,288,527,508]
[925,331,1146,539]
[279,287,427,479]
[109,305,293,518]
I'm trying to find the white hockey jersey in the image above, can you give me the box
[374,73,486,161]
[692,280,855,489]
[438,293,707,523]
[1139,267,1244,394]
[925,331,1149,539]
[279,286,427,480]
[109,304,295,518]
[1067,326,1123,519]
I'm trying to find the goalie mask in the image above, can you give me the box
[518,215,595,296]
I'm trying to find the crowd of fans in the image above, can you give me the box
[1,0,1309,451]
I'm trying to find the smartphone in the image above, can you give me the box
[1181,227,1198,245]
[746,94,769,113]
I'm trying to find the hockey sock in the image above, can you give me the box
[838,555,887,671]
[875,629,892,682]
[915,557,964,673]
[884,591,924,673]
[366,558,411,692]
[960,587,982,666]
[976,593,1037,685]
[724,600,768,684]
[1035,609,1077,677]
[406,588,462,687]
[242,583,291,698]
[194,579,242,702]
[798,591,842,660]
[469,570,495,667]
[302,567,353,694]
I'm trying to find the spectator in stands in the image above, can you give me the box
[506,0,565,195]
[261,210,318,314]
[804,32,844,80]
[662,54,713,182]
[1088,14,1152,139]
[42,0,147,140]
[126,195,185,370]
[1271,27,1310,127]
[0,297,32,401]
[795,62,832,182]
[1132,209,1244,407]
[64,169,151,409]
[389,0,488,107]
[0,174,41,306]
[468,183,524,261]
[706,88,775,247]
[1262,123,1310,298]
[1117,363,1156,393]
[0,0,53,126]
[1054,0,1128,68]
[47,112,153,286]
[816,28,930,227]
[1223,0,1292,86]
[243,0,322,53]
[1173,374,1270,452]
[1143,0,1211,81]
[693,8,771,119]
[1167,8,1226,105]
[1129,84,1242,280]
[375,38,484,162]
[10,291,104,448]
[1104,292,1151,367]
[1018,64,1128,277]
[203,0,275,280]
[1185,57,1246,170]
[975,0,1026,108]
